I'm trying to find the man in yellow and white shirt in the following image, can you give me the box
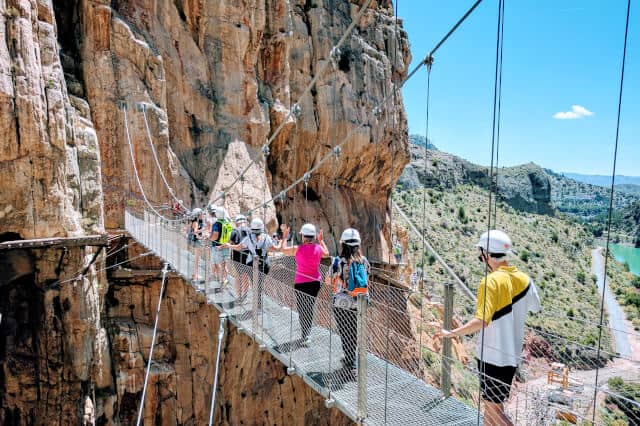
[438,230,540,426]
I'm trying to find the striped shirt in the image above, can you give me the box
[475,265,541,367]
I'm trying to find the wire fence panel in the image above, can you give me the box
[124,209,640,425]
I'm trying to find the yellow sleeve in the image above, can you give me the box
[475,277,497,323]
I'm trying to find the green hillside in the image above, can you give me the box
[408,187,640,369]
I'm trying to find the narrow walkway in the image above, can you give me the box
[125,210,480,425]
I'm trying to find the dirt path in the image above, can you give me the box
[592,247,633,358]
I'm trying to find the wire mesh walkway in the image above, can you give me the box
[125,210,481,425]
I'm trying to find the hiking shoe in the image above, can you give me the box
[299,337,311,348]
[341,358,357,370]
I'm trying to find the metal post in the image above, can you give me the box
[252,260,259,335]
[180,223,185,276]
[325,299,335,407]
[143,210,148,247]
[356,294,368,422]
[441,283,454,397]
[204,241,210,296]
[208,313,228,426]
[136,262,170,426]
[287,282,295,374]
[161,217,164,256]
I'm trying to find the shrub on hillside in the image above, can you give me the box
[624,291,640,308]
[606,377,640,424]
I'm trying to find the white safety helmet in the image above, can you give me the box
[250,218,264,233]
[215,207,226,219]
[340,228,361,246]
[475,230,512,255]
[235,214,247,224]
[299,223,317,238]
[191,207,203,217]
[208,203,218,213]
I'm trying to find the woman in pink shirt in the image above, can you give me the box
[281,223,329,344]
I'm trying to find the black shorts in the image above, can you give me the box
[477,359,516,403]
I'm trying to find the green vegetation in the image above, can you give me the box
[546,170,639,222]
[395,184,614,366]
[603,377,640,425]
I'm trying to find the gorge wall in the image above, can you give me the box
[76,0,410,258]
[1,0,410,424]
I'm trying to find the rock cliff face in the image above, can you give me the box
[76,0,410,258]
[1,0,409,424]
[0,0,107,424]
[105,246,351,425]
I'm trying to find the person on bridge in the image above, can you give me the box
[229,214,251,301]
[210,206,233,286]
[188,208,205,282]
[226,217,279,309]
[436,230,541,426]
[280,223,329,346]
[330,228,370,376]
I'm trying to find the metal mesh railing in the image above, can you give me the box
[125,209,640,425]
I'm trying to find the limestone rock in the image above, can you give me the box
[106,249,353,425]
[77,0,409,256]
[1,0,410,424]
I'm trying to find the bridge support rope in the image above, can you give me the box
[208,313,228,426]
[136,261,170,426]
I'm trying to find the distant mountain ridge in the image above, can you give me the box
[398,146,554,214]
[399,147,640,219]
[562,172,640,187]
[409,134,437,150]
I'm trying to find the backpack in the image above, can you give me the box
[347,261,368,296]
[216,219,234,244]
[331,257,369,298]
[231,226,250,245]
[246,233,271,273]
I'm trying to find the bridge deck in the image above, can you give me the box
[125,211,480,425]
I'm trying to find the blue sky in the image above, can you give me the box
[398,0,638,176]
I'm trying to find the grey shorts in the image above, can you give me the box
[211,247,230,264]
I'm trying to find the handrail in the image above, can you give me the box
[392,200,477,302]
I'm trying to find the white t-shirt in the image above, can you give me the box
[240,233,275,264]
[475,266,541,367]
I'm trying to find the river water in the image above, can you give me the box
[610,244,640,276]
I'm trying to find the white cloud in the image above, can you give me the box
[553,105,594,120]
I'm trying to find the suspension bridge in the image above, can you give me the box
[111,0,640,424]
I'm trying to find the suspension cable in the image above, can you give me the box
[418,59,432,359]
[241,48,427,217]
[385,2,401,421]
[232,0,487,219]
[210,0,374,204]
[491,0,506,227]
[406,0,485,82]
[477,0,505,422]
[136,262,170,426]
[122,103,182,222]
[141,103,186,209]
[592,0,631,421]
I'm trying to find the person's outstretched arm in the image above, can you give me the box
[317,229,329,257]
[279,224,297,255]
